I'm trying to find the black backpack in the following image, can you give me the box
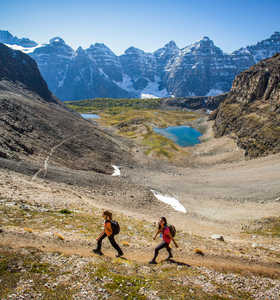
[168,224,176,237]
[110,220,120,235]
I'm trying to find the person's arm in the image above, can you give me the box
[166,230,179,248]
[96,231,105,241]
[153,229,161,240]
[172,237,179,248]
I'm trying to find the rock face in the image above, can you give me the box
[0,43,131,172]
[2,30,280,100]
[29,37,75,98]
[0,43,55,103]
[213,54,280,158]
[162,93,228,111]
[165,37,236,97]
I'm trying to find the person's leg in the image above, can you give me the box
[166,243,173,259]
[150,241,167,263]
[108,235,123,256]
[93,233,107,254]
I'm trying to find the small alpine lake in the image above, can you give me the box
[153,125,202,147]
[81,113,100,119]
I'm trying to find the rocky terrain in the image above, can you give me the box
[1,140,280,299]
[2,30,280,100]
[212,53,280,158]
[162,93,228,111]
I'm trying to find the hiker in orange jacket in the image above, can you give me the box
[149,216,178,264]
[93,210,123,257]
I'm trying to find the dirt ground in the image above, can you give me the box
[1,118,280,298]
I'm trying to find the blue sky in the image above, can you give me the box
[0,0,279,54]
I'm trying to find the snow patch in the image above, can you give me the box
[112,165,120,176]
[151,189,187,213]
[141,93,159,99]
[140,78,169,98]
[114,74,135,93]
[206,89,224,96]
[115,74,169,98]
[98,68,109,79]
[5,43,45,54]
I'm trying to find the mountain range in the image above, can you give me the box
[1,30,280,100]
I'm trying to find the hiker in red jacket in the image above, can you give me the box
[149,216,178,264]
[93,210,123,257]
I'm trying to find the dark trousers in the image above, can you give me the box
[97,233,123,254]
[152,241,172,261]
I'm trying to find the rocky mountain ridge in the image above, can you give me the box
[2,30,280,100]
[0,30,37,47]
[212,53,280,158]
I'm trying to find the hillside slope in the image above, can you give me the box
[212,53,280,158]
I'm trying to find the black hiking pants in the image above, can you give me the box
[152,241,172,261]
[97,233,123,254]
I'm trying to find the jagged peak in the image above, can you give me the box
[49,37,65,45]
[195,36,215,46]
[186,36,215,49]
[270,31,280,40]
[88,42,114,52]
[201,36,211,41]
[164,40,178,49]
[124,46,145,55]
[76,46,85,55]
[180,36,221,56]
[90,42,109,49]
[0,30,13,38]
[87,43,116,57]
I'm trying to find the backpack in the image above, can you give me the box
[110,220,120,235]
[168,224,176,237]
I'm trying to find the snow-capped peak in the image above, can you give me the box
[164,40,178,49]
[270,31,280,40]
[87,43,116,57]
[90,43,110,49]
[49,37,65,45]
[201,36,211,41]
[76,46,85,55]
[124,46,146,55]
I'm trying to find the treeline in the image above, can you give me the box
[65,98,164,111]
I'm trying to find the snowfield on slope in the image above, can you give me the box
[151,189,187,213]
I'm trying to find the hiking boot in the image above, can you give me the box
[116,252,124,258]
[149,260,157,265]
[93,249,103,256]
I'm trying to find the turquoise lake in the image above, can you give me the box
[153,126,202,147]
[81,113,100,119]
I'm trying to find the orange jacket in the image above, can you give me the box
[104,220,113,236]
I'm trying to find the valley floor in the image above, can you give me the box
[1,117,280,299]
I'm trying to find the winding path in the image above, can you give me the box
[32,135,77,181]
